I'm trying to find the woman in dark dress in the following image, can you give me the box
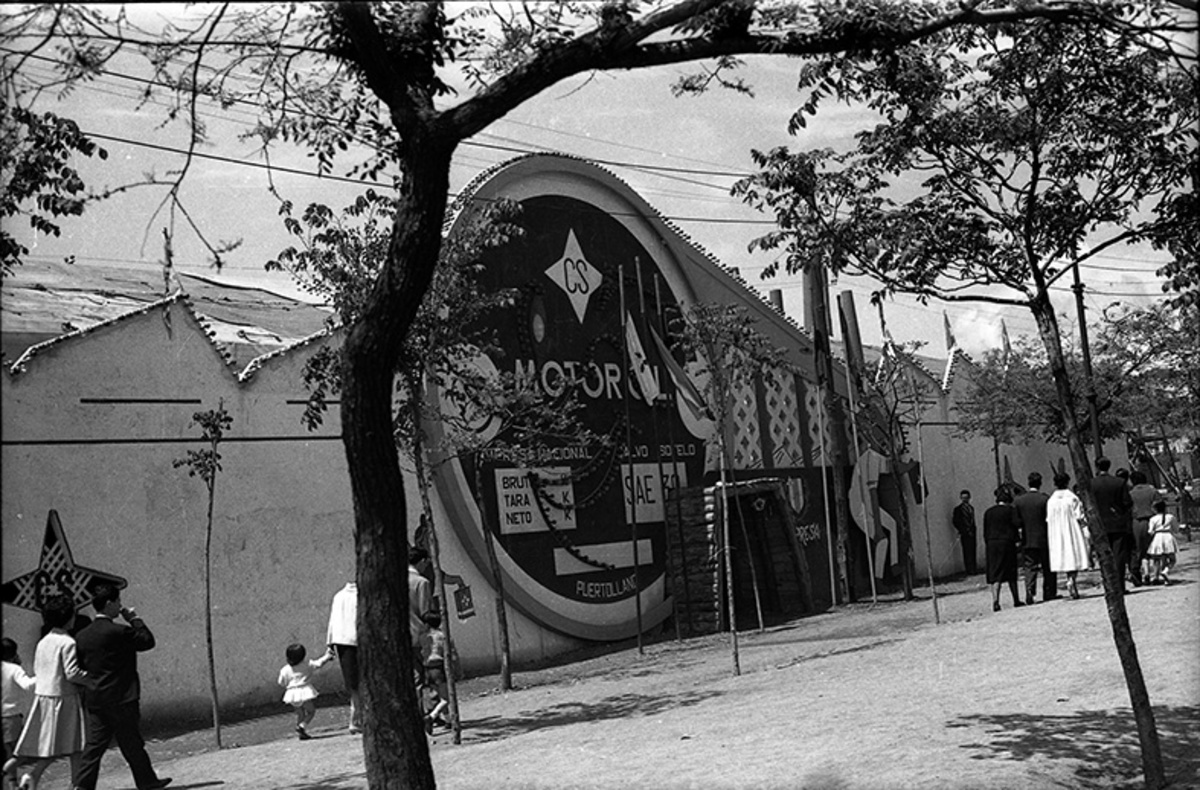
[985,487,1026,612]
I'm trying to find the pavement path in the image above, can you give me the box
[44,546,1200,790]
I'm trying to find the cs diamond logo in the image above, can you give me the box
[544,228,602,324]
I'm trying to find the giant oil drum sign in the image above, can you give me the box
[432,156,711,640]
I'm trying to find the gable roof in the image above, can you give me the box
[2,259,333,371]
[6,292,240,376]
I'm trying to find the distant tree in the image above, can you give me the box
[734,10,1196,786]
[1095,301,1200,451]
[957,302,1200,454]
[173,401,233,749]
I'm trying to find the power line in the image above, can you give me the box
[8,48,753,181]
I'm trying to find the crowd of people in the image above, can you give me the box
[1,584,170,790]
[276,545,450,744]
[957,457,1182,612]
[2,545,450,790]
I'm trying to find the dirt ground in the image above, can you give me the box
[37,545,1199,790]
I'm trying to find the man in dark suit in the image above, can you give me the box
[73,583,171,790]
[1090,456,1134,595]
[1013,472,1056,603]
[952,489,978,575]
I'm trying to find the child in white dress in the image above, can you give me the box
[1146,500,1179,585]
[2,638,36,774]
[278,643,334,740]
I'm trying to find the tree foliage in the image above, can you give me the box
[956,302,1200,449]
[0,101,107,274]
[734,11,1197,305]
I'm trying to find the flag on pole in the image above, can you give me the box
[625,313,660,406]
[943,311,957,354]
[649,326,712,422]
[1001,319,1013,376]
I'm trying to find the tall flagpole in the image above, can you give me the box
[636,260,674,641]
[618,263,644,654]
[881,305,940,624]
[816,390,837,608]
[654,274,689,639]
[837,292,877,604]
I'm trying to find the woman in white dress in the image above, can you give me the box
[3,594,93,790]
[1047,472,1091,599]
[1146,500,1179,585]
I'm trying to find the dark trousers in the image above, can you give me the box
[1106,532,1134,587]
[959,531,977,574]
[1133,518,1152,579]
[1022,545,1057,600]
[74,700,160,790]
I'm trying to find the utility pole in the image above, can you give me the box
[1071,261,1103,457]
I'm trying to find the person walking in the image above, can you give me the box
[1048,472,1091,600]
[2,638,36,770]
[1013,472,1056,603]
[1146,500,1180,585]
[278,643,335,740]
[952,490,978,575]
[418,612,450,733]
[73,583,170,790]
[1128,471,1159,586]
[1090,457,1134,594]
[326,581,361,734]
[984,488,1025,612]
[4,594,93,790]
[408,548,433,668]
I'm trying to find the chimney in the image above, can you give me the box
[769,289,784,313]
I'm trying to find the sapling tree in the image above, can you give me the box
[670,302,789,668]
[173,401,232,749]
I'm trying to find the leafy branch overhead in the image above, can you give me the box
[0,103,107,275]
[734,10,1198,307]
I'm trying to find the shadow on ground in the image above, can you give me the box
[461,688,723,744]
[950,705,1200,789]
[278,772,364,790]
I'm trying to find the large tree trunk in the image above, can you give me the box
[1028,293,1164,789]
[341,134,454,790]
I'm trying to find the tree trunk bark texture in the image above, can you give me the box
[341,140,453,790]
[1028,294,1164,790]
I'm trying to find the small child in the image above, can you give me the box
[2,638,35,780]
[278,643,334,740]
[418,613,449,733]
[1146,500,1179,585]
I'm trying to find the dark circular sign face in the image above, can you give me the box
[433,179,712,640]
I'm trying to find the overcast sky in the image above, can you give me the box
[6,3,1175,359]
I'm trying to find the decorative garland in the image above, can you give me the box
[528,472,617,571]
